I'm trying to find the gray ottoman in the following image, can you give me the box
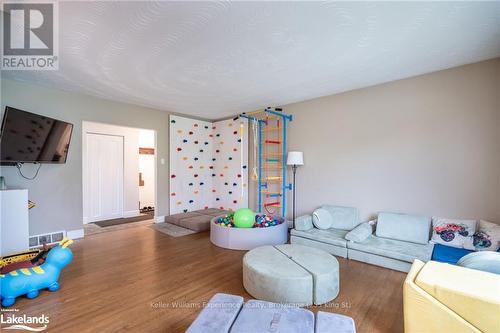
[243,244,339,306]
[230,299,315,333]
[187,293,356,333]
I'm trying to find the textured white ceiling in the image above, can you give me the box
[3,1,500,119]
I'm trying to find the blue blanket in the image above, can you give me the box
[431,244,474,264]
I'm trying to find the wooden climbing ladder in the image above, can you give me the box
[240,107,292,216]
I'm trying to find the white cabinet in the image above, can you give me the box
[0,189,29,256]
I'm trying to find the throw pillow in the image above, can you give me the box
[463,220,500,252]
[312,208,333,230]
[345,222,373,243]
[431,217,477,249]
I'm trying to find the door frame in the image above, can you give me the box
[82,121,158,226]
[82,131,124,224]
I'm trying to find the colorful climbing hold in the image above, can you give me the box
[171,174,176,178]
[177,147,182,152]
[171,119,176,123]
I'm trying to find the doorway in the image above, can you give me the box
[82,121,157,231]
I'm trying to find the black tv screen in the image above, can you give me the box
[0,107,73,164]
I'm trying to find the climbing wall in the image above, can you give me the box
[169,115,248,215]
[169,115,213,214]
[212,117,249,211]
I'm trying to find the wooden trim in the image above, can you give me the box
[139,147,155,155]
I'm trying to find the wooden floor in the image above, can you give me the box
[5,225,405,332]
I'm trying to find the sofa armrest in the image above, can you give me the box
[294,215,313,231]
[345,222,374,243]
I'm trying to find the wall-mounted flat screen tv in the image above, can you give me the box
[0,107,74,164]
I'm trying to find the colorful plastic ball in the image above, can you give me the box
[233,208,255,228]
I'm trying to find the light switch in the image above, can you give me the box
[160,158,165,165]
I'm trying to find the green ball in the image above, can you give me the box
[233,208,255,228]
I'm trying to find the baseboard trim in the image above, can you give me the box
[154,215,165,224]
[123,210,140,218]
[67,229,84,239]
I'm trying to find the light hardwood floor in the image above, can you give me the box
[4,224,405,332]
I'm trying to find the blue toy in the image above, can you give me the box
[1,238,74,307]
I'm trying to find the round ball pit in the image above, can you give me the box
[210,214,288,250]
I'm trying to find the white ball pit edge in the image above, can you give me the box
[210,215,288,250]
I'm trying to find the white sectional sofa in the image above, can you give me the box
[291,206,435,272]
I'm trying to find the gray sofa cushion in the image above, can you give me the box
[345,222,373,243]
[376,212,431,245]
[230,300,315,333]
[179,215,212,231]
[166,211,203,225]
[186,293,244,333]
[321,205,359,231]
[347,235,434,263]
[291,228,348,248]
[295,215,313,231]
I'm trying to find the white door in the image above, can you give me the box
[84,133,124,222]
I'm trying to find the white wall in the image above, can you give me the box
[139,129,155,209]
[82,121,140,221]
[273,58,500,223]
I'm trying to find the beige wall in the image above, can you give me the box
[0,79,174,235]
[274,58,499,223]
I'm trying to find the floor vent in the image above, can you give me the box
[29,231,65,248]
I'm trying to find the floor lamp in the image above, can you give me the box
[287,151,304,228]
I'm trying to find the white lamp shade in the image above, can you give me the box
[287,151,304,166]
